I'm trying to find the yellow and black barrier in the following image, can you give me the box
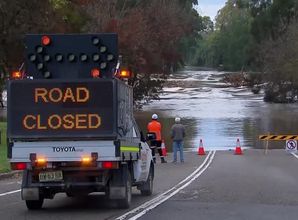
[259,135,298,141]
[259,134,298,154]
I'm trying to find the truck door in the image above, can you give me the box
[133,125,151,182]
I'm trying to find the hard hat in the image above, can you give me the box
[152,114,158,120]
[175,117,181,123]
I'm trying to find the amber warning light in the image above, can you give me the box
[119,69,132,78]
[82,156,92,163]
[11,71,22,79]
[36,158,47,164]
[35,158,47,168]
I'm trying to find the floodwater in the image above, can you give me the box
[135,67,298,151]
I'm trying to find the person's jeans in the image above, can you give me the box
[173,140,184,162]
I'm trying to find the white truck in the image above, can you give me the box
[7,34,154,210]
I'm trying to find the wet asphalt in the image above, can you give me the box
[139,150,298,220]
[0,152,205,220]
[1,150,298,219]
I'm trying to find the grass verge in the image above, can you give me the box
[0,122,9,173]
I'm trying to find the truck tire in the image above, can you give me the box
[66,192,74,197]
[116,171,132,209]
[140,166,154,196]
[25,199,44,210]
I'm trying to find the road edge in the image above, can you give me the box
[0,170,22,181]
[116,151,216,220]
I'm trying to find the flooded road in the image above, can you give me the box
[135,68,298,151]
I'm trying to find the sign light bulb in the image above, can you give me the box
[91,68,100,78]
[11,71,22,79]
[42,35,51,46]
[119,70,131,78]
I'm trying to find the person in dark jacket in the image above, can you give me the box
[170,117,186,163]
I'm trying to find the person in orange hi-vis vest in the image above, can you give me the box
[147,114,167,163]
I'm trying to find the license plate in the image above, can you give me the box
[39,171,63,182]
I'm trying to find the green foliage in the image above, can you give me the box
[194,0,255,71]
[262,18,298,102]
[50,0,87,32]
[250,0,298,42]
[131,74,165,108]
[0,122,9,173]
[249,0,298,102]
[195,31,221,67]
[217,7,254,70]
[193,0,298,72]
[49,0,68,9]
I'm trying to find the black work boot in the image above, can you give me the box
[161,157,167,163]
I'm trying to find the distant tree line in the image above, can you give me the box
[0,0,203,107]
[4,0,295,105]
[193,0,298,103]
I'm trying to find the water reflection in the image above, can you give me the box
[135,69,298,151]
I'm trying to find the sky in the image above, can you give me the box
[196,0,227,21]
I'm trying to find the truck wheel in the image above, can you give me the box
[116,171,132,209]
[66,192,74,197]
[25,199,44,210]
[140,166,154,196]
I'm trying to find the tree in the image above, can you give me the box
[1,0,201,107]
[79,0,201,107]
[0,1,58,100]
[249,0,298,102]
[250,0,298,42]
[261,18,298,102]
[194,0,255,71]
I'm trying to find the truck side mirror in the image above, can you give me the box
[146,132,156,141]
[140,131,146,142]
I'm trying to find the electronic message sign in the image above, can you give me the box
[7,79,116,139]
[25,34,118,79]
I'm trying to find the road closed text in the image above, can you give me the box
[22,87,102,130]
[23,114,101,130]
[34,87,89,103]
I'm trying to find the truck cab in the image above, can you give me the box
[7,34,154,209]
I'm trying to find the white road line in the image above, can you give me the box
[0,189,21,197]
[291,152,298,159]
[128,151,216,220]
[116,151,216,220]
[3,181,22,186]
[116,151,213,220]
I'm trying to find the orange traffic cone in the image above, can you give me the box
[161,140,167,156]
[197,139,206,155]
[234,138,243,155]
